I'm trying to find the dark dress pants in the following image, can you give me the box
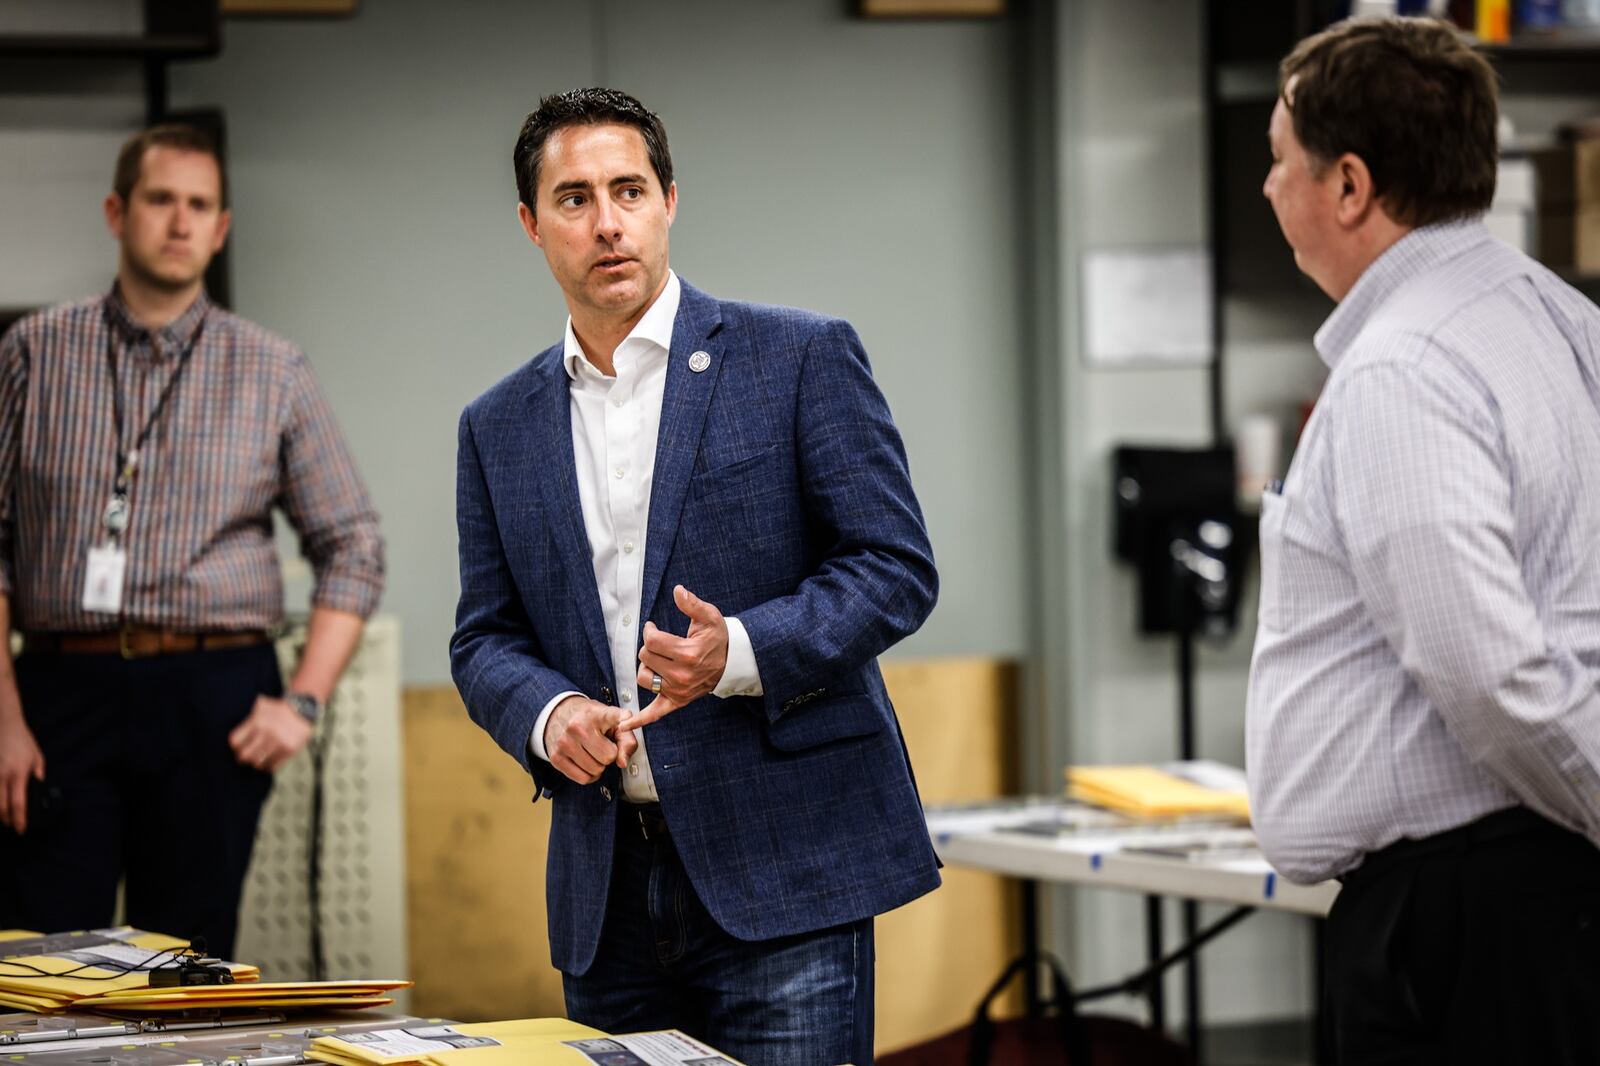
[1325,807,1600,1065]
[0,644,279,958]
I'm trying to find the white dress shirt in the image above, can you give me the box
[1247,220,1600,884]
[527,271,762,802]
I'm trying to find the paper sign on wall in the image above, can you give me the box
[1082,249,1213,367]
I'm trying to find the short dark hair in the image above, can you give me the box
[113,123,228,207]
[1279,16,1498,227]
[513,87,673,213]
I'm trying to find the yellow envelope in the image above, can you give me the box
[309,1019,609,1066]
[86,994,396,1012]
[1066,765,1251,821]
[0,989,67,1012]
[0,929,256,1006]
[89,980,410,1000]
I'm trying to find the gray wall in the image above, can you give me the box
[0,0,144,307]
[168,0,1027,685]
[1048,0,1317,1024]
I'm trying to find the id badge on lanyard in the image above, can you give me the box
[82,463,134,615]
[82,545,127,613]
[84,307,206,614]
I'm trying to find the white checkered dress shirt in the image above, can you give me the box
[1247,219,1600,884]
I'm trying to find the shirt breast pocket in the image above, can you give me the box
[1257,484,1348,633]
[1257,489,1290,632]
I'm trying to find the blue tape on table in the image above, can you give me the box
[1091,853,1102,870]
[1264,871,1277,899]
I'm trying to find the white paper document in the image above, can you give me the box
[336,1029,502,1055]
[563,1030,740,1065]
[47,943,181,972]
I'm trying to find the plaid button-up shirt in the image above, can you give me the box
[1248,220,1600,884]
[0,288,384,633]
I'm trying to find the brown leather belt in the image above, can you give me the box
[23,626,272,660]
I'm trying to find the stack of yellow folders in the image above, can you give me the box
[0,928,408,1013]
[1066,763,1251,821]
[0,929,257,1012]
[309,1019,748,1066]
[73,977,411,1012]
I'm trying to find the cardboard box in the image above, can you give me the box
[1520,137,1600,214]
[1536,208,1600,275]
[1583,208,1600,276]
[1577,138,1600,210]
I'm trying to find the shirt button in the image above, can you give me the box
[623,541,635,554]
[613,397,624,408]
[629,763,639,776]
[621,692,632,705]
[622,614,633,627]
[614,467,626,479]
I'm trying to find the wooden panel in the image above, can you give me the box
[402,687,563,1021]
[875,658,1022,1054]
[402,657,1021,1051]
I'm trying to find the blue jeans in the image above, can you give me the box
[563,807,875,1066]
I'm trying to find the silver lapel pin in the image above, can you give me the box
[688,350,711,373]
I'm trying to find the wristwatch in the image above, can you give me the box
[286,691,323,724]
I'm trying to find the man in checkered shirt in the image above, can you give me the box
[1249,17,1600,1063]
[0,125,383,957]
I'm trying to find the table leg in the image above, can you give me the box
[1185,898,1204,1064]
[1145,893,1166,1031]
[1314,914,1331,1064]
[1021,877,1042,1016]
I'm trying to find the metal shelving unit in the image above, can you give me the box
[1480,29,1600,58]
[1203,4,1600,446]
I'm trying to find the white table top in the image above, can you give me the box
[926,798,1340,917]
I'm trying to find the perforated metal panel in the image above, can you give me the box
[235,615,408,1002]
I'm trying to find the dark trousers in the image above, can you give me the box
[1325,807,1600,1065]
[0,645,280,958]
[563,804,876,1066]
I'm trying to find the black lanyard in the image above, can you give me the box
[101,308,208,541]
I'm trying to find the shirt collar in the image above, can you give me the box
[1314,217,1492,369]
[562,270,681,382]
[103,283,213,356]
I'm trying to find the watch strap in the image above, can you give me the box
[286,690,323,723]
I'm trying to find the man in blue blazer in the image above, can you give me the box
[450,88,941,1065]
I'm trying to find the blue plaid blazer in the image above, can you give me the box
[451,279,942,975]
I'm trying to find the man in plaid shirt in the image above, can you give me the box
[0,125,384,957]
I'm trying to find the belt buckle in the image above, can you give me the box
[119,625,155,660]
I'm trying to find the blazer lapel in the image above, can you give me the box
[523,352,613,685]
[641,281,726,625]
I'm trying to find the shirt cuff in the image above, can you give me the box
[529,690,583,763]
[713,616,764,698]
[309,570,384,620]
